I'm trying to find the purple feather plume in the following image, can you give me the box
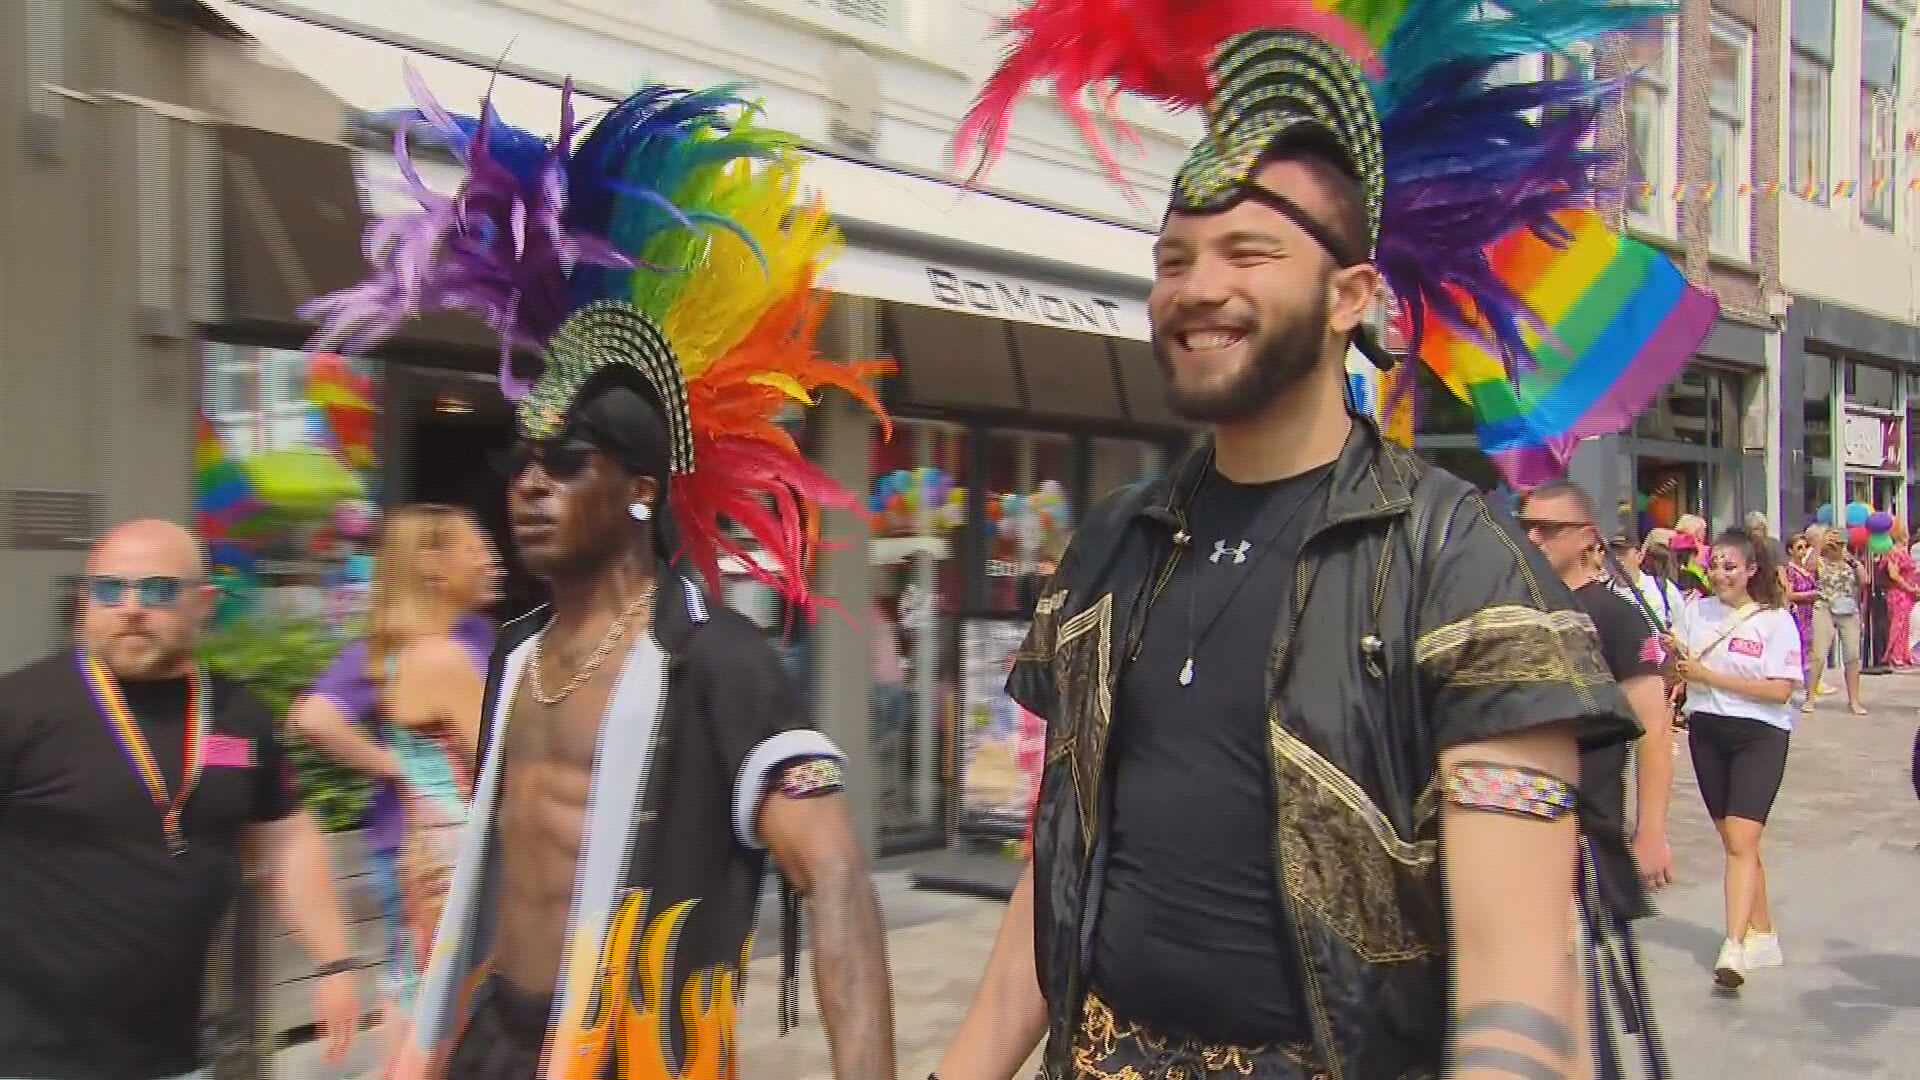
[1376,61,1617,378]
[299,66,632,401]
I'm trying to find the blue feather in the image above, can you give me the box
[1377,0,1677,113]
[561,84,773,305]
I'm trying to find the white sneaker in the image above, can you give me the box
[1713,939,1745,989]
[1744,930,1784,970]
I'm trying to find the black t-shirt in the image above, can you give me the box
[0,650,293,1080]
[1090,464,1331,1047]
[1572,581,1661,921]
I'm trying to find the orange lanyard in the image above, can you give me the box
[79,650,209,856]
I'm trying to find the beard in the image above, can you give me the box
[99,632,190,680]
[1152,295,1332,425]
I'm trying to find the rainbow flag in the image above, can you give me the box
[197,419,266,539]
[1414,212,1717,489]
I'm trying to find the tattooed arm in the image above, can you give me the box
[761,787,898,1080]
[1438,725,1582,1080]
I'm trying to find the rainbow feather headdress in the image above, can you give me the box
[303,73,888,612]
[950,0,1718,490]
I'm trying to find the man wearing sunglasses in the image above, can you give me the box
[0,519,366,1080]
[1517,482,1673,1070]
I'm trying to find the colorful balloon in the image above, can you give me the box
[1867,511,1894,533]
[1847,501,1872,527]
[1870,531,1896,554]
[1815,503,1834,526]
[1850,525,1871,549]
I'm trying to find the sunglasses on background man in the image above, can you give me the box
[86,575,198,608]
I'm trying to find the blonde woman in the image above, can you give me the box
[1806,527,1868,714]
[292,504,501,1013]
[373,506,500,1002]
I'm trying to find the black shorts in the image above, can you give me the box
[447,975,553,1080]
[1688,711,1791,824]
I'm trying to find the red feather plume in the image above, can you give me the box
[675,281,892,616]
[947,0,1370,195]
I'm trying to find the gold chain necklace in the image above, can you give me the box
[529,582,658,706]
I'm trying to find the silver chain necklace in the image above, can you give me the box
[529,582,658,706]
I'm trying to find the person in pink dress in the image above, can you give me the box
[1880,521,1920,667]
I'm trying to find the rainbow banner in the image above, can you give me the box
[308,353,383,471]
[1415,212,1717,490]
[196,419,265,540]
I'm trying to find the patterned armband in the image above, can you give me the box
[1441,762,1576,821]
[775,756,844,800]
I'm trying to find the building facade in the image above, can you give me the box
[1566,2,1790,539]
[1777,0,1920,532]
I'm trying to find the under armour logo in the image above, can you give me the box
[1211,540,1251,565]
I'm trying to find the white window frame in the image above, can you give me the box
[1789,46,1833,203]
[1859,4,1903,230]
[1624,24,1680,238]
[1707,18,1753,262]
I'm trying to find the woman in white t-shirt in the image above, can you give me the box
[1665,529,1801,994]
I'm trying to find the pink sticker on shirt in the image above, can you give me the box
[206,732,257,769]
[1728,637,1764,658]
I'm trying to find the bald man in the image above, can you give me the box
[0,519,366,1080]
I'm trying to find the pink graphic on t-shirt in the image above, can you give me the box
[1728,637,1764,658]
[1638,635,1663,666]
[206,732,257,768]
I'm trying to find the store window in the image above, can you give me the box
[1634,367,1745,537]
[982,430,1076,615]
[869,418,969,851]
[1907,375,1920,527]
[1635,369,1740,448]
[1847,359,1900,410]
[197,343,384,627]
[1625,26,1678,233]
[1860,5,1902,230]
[1805,352,1835,524]
[1708,19,1753,260]
[1789,0,1834,201]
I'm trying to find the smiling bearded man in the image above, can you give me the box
[931,15,1656,1080]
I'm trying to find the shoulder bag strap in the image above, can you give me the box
[1696,603,1762,660]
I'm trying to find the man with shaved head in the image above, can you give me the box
[0,518,367,1080]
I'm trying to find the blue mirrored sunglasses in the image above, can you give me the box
[87,575,191,608]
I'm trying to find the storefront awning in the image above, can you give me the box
[198,1,1180,426]
[881,302,1187,429]
[216,123,494,355]
[885,305,1024,413]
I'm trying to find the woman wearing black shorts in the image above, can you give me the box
[1665,529,1802,992]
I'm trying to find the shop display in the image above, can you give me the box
[958,618,1045,838]
[872,467,967,535]
[199,346,389,628]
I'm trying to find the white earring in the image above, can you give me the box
[629,502,652,522]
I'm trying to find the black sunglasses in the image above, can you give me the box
[87,575,194,608]
[491,438,597,482]
[1517,517,1592,537]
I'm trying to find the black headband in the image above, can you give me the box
[1239,181,1366,269]
[1236,183,1397,372]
